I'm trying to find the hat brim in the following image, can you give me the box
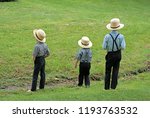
[78,40,92,48]
[33,29,46,43]
[106,23,124,30]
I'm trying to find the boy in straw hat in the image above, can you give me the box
[102,18,126,90]
[28,29,50,92]
[75,36,92,87]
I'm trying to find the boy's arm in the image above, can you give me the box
[44,46,50,58]
[75,49,81,68]
[33,45,38,61]
[75,59,79,68]
[102,35,108,50]
[33,56,36,62]
[121,35,126,50]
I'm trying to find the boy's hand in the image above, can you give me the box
[75,63,77,68]
[32,56,35,62]
[75,60,79,68]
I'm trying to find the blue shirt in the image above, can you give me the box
[102,31,126,52]
[76,48,92,63]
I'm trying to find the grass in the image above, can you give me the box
[0,0,149,100]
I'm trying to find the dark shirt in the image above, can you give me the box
[33,42,50,57]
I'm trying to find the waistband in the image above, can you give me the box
[36,56,45,59]
[107,50,121,54]
[80,62,91,64]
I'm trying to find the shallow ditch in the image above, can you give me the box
[0,64,149,90]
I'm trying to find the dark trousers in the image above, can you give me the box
[31,56,45,91]
[105,50,121,90]
[78,62,91,87]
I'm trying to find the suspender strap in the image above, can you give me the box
[109,33,120,52]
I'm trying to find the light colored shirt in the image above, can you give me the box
[33,42,50,57]
[102,31,126,52]
[76,48,92,63]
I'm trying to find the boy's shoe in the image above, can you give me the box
[78,85,83,87]
[111,88,116,90]
[85,85,90,88]
[27,90,32,92]
[27,90,35,92]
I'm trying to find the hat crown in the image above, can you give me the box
[81,36,90,45]
[36,29,46,41]
[78,36,92,48]
[110,18,120,28]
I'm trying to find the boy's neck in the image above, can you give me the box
[111,30,118,33]
[37,41,44,44]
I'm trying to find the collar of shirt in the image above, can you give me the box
[37,42,44,44]
[110,30,119,35]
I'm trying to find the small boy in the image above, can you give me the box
[102,18,126,90]
[28,29,50,92]
[75,36,92,87]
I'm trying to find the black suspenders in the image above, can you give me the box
[109,33,120,52]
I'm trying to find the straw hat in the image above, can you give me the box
[106,18,124,30]
[33,29,46,42]
[78,36,92,48]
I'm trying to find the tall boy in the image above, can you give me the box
[75,36,92,87]
[29,29,50,92]
[102,18,126,90]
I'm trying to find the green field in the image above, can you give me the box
[0,0,149,100]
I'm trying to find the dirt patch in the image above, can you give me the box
[122,65,150,77]
[0,64,149,91]
[90,73,104,81]
[45,78,77,88]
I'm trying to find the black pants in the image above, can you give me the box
[105,50,121,90]
[31,56,45,91]
[78,62,91,87]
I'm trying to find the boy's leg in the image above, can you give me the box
[39,59,45,89]
[85,63,91,87]
[111,52,121,89]
[85,75,90,87]
[78,74,84,86]
[78,62,84,86]
[105,53,113,90]
[111,62,120,89]
[31,63,41,91]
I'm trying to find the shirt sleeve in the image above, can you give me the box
[47,48,50,56]
[33,45,39,57]
[89,50,92,62]
[76,50,82,60]
[102,35,108,50]
[45,45,50,57]
[121,35,126,50]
